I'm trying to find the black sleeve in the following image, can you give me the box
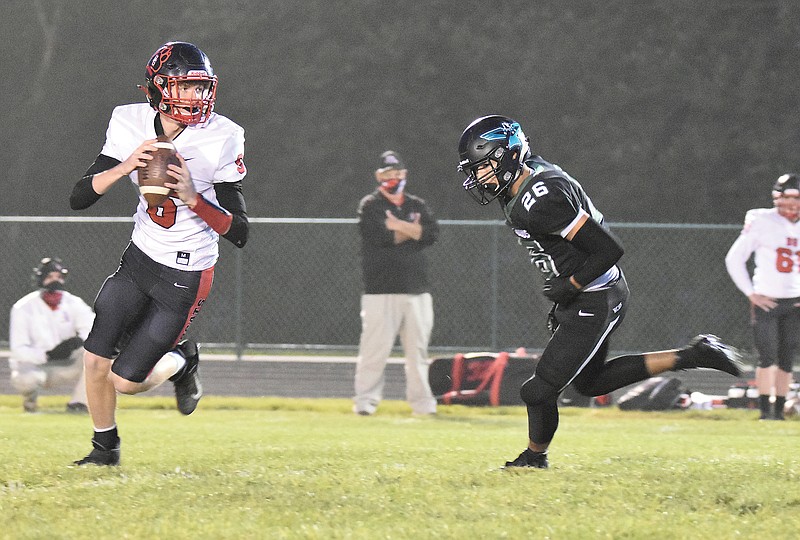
[415,199,439,247]
[568,218,624,287]
[70,154,121,210]
[357,196,394,247]
[214,181,249,248]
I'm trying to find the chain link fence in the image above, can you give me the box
[0,217,752,359]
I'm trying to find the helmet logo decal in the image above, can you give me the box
[147,44,173,76]
[479,122,523,150]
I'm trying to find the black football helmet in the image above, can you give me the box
[32,257,68,289]
[141,41,217,126]
[457,115,531,205]
[773,173,800,220]
[773,173,800,197]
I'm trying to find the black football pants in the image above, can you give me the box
[520,275,651,445]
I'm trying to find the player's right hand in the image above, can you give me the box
[119,139,159,175]
[749,293,777,312]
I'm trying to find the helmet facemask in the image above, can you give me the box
[148,73,217,126]
[460,146,521,205]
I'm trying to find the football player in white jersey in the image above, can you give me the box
[726,174,800,420]
[69,42,249,465]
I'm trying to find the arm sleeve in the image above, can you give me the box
[568,217,625,287]
[358,197,394,247]
[212,181,249,248]
[70,154,122,210]
[725,227,757,297]
[9,305,47,365]
[416,200,439,247]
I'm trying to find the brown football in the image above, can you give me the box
[137,135,180,208]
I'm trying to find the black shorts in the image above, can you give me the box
[84,242,214,382]
[753,297,800,371]
[534,274,629,391]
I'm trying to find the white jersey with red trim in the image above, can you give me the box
[100,103,246,271]
[725,207,800,298]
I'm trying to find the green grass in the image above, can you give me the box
[1,395,799,539]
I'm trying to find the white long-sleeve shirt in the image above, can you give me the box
[725,207,800,298]
[8,290,95,370]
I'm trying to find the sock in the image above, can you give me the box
[93,425,119,449]
[774,396,786,418]
[758,395,771,418]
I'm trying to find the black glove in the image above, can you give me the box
[542,276,581,306]
[46,336,84,361]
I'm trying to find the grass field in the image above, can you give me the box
[1,395,799,540]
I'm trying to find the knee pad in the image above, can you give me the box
[520,374,560,407]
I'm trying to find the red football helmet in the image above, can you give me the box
[773,174,800,221]
[142,42,217,126]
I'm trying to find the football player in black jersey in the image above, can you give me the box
[458,115,743,469]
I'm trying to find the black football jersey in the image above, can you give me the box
[501,156,611,282]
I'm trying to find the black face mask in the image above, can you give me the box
[43,281,65,292]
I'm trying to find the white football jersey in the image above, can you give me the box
[100,103,246,270]
[9,291,95,369]
[725,208,800,298]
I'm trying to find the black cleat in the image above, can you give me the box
[170,340,202,415]
[74,439,120,466]
[502,448,549,469]
[66,402,89,414]
[23,392,38,413]
[675,334,743,377]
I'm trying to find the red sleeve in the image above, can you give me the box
[190,194,233,235]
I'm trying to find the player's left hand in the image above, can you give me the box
[164,153,198,207]
[542,276,581,305]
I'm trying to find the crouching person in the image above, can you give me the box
[9,257,93,413]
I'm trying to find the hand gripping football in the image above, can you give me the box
[137,135,180,208]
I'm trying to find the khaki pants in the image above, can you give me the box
[353,293,436,415]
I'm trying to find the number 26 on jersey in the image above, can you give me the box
[521,181,549,211]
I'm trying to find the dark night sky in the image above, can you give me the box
[3,1,799,224]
